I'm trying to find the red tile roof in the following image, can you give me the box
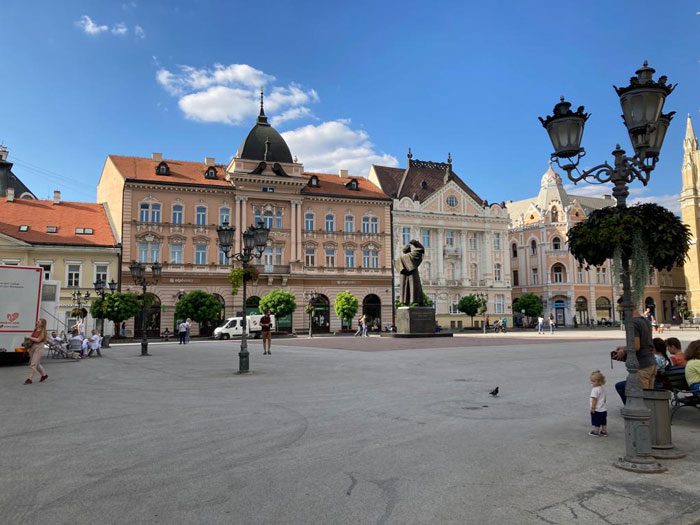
[108,155,231,187]
[301,172,390,200]
[0,198,117,246]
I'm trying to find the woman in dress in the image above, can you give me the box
[25,318,48,385]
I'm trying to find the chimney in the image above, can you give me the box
[339,169,349,178]
[205,156,215,166]
[0,145,8,161]
[53,190,61,205]
[6,187,14,202]
[152,152,163,161]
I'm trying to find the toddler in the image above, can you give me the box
[589,370,608,437]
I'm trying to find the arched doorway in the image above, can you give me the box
[135,293,161,338]
[645,296,656,317]
[245,296,261,316]
[596,297,611,321]
[310,294,330,333]
[551,295,567,326]
[362,294,382,332]
[575,296,589,325]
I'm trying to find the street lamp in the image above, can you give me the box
[540,61,675,473]
[674,294,688,322]
[304,291,321,338]
[92,277,117,355]
[129,261,162,356]
[216,221,270,374]
[476,292,488,333]
[70,290,91,331]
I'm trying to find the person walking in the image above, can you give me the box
[549,313,556,334]
[24,318,48,385]
[537,315,544,334]
[178,320,187,344]
[261,310,272,355]
[185,318,192,344]
[354,315,365,337]
[362,315,369,337]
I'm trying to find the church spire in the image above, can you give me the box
[685,114,697,151]
[257,87,268,124]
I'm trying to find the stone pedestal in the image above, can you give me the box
[396,306,436,335]
[643,389,686,460]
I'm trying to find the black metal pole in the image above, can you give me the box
[239,264,250,373]
[141,282,149,356]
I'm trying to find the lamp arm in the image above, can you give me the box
[563,161,615,185]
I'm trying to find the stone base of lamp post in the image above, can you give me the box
[237,348,250,374]
[614,392,667,473]
[643,389,686,460]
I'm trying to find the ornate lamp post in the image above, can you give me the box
[71,290,91,332]
[476,292,488,334]
[129,261,162,357]
[92,277,117,354]
[540,61,675,473]
[216,221,270,374]
[304,291,321,338]
[674,294,688,321]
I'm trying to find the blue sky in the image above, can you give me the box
[2,1,698,212]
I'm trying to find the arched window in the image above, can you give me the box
[344,214,354,232]
[551,263,566,283]
[551,206,559,222]
[530,239,537,255]
[139,202,161,223]
[552,237,561,251]
[362,216,379,234]
[304,212,315,231]
[304,245,316,266]
[263,209,274,229]
[494,263,502,281]
[325,213,335,232]
[511,243,518,258]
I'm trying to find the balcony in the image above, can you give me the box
[443,246,461,257]
[253,264,291,275]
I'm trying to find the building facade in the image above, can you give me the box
[681,115,700,320]
[0,191,120,334]
[97,104,392,335]
[507,164,683,326]
[369,152,512,329]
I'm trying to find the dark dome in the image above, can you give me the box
[237,110,293,164]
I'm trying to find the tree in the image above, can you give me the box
[174,291,223,333]
[259,290,297,319]
[457,295,483,327]
[513,293,544,319]
[96,292,141,336]
[334,291,359,328]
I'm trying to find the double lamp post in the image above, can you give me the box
[92,277,116,352]
[539,61,675,472]
[216,221,270,374]
[129,261,162,356]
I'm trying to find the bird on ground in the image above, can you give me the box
[489,387,499,397]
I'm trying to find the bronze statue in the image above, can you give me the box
[396,240,425,305]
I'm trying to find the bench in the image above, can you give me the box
[658,367,700,420]
[678,322,700,330]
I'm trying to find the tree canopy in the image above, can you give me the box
[174,290,223,326]
[92,292,141,324]
[259,290,297,318]
[513,293,544,318]
[334,291,359,325]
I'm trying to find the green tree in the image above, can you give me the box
[513,293,544,319]
[259,290,297,318]
[98,292,141,336]
[457,294,483,327]
[174,290,223,334]
[334,291,359,328]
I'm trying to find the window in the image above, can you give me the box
[263,247,274,269]
[363,248,379,268]
[170,244,183,264]
[344,214,354,233]
[19,225,29,232]
[469,236,477,250]
[194,206,207,226]
[552,237,561,251]
[309,175,319,187]
[596,267,607,284]
[47,226,57,233]
[577,266,585,284]
[446,195,458,207]
[254,209,261,225]
[325,247,336,267]
[470,263,478,281]
[275,210,283,229]
[495,294,505,314]
[531,268,538,285]
[513,270,519,286]
[421,229,430,248]
[75,228,94,235]
[138,241,160,263]
[67,264,81,288]
[402,227,411,245]
[362,216,379,234]
[325,214,335,232]
[263,210,274,229]
[552,264,564,283]
[172,205,183,224]
[151,204,161,223]
[530,239,537,255]
[139,202,160,222]
[95,265,108,285]
[219,247,229,265]
[262,186,275,193]
[305,212,315,231]
[445,230,454,246]
[305,246,316,266]
[551,207,559,222]
[511,243,518,258]
[195,244,207,265]
[494,263,502,282]
[139,203,149,222]
[219,207,230,226]
[493,233,501,250]
[345,249,355,268]
[39,263,52,280]
[449,299,460,313]
[274,246,283,265]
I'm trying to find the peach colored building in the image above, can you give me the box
[507,165,683,326]
[97,106,392,335]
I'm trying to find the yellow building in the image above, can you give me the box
[681,115,700,319]
[0,190,120,334]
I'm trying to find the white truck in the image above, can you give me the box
[213,314,276,339]
[0,265,43,365]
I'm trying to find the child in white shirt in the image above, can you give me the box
[589,370,608,437]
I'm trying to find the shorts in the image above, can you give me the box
[591,411,607,427]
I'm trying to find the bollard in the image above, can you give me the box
[643,389,686,460]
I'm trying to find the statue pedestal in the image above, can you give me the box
[395,306,451,337]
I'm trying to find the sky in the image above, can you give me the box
[2,1,698,213]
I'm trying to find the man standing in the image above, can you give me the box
[537,315,544,334]
[178,320,187,344]
[632,307,657,388]
[261,310,272,355]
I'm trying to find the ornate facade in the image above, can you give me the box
[97,103,392,335]
[369,152,512,328]
[681,115,700,319]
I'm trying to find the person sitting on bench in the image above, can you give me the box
[161,328,171,342]
[685,340,700,392]
[666,337,687,366]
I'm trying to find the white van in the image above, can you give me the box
[213,315,276,339]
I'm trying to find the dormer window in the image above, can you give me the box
[47,226,58,233]
[18,225,29,232]
[420,180,428,190]
[309,175,320,187]
[204,167,217,179]
[156,161,170,175]
[75,227,94,235]
[345,178,359,190]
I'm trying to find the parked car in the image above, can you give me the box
[213,315,276,340]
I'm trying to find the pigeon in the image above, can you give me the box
[489,386,499,397]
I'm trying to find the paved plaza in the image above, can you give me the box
[2,330,699,525]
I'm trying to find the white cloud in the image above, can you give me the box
[630,193,680,215]
[564,183,611,199]
[565,183,680,214]
[134,25,146,39]
[282,120,399,176]
[270,106,312,127]
[178,86,259,125]
[75,15,108,35]
[111,23,128,36]
[157,63,275,96]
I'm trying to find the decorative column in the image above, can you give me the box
[460,230,468,283]
[294,201,303,261]
[290,201,297,261]
[234,196,243,254]
[436,229,445,282]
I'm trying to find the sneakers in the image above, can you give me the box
[600,431,608,437]
[40,375,48,382]
[24,379,32,385]
[588,430,600,437]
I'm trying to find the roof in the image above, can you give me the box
[0,155,37,199]
[372,158,484,205]
[301,172,391,200]
[236,103,293,164]
[0,198,118,246]
[108,155,232,187]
